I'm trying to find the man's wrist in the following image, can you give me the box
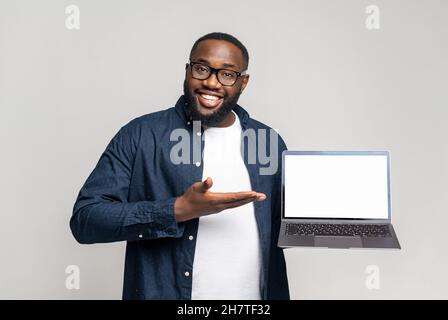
[174,196,188,222]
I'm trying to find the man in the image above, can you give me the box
[70,32,289,300]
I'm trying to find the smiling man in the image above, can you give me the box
[70,32,290,300]
[183,37,249,128]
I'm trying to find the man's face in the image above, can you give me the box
[184,39,249,127]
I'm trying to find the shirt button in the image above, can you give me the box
[184,271,190,277]
[138,234,143,238]
[187,121,191,125]
[188,235,194,241]
[195,162,200,167]
[196,131,201,136]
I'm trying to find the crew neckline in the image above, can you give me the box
[203,111,240,131]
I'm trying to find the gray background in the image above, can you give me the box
[1,0,447,299]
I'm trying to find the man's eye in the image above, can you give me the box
[222,72,235,78]
[197,66,208,72]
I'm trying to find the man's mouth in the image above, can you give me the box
[196,92,224,109]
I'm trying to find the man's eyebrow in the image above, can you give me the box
[195,58,210,64]
[221,62,237,69]
[194,58,238,69]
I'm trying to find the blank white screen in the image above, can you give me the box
[284,154,389,219]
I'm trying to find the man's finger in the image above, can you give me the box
[226,193,266,205]
[203,177,213,190]
[193,177,213,193]
[210,191,258,204]
[218,197,257,210]
[257,193,266,201]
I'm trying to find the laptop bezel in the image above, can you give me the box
[281,150,392,224]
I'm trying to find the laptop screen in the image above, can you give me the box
[284,153,390,220]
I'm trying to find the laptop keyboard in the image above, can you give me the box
[285,223,391,237]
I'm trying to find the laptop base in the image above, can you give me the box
[278,222,401,249]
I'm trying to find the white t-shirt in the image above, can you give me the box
[191,111,262,300]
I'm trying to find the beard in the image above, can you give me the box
[183,80,241,127]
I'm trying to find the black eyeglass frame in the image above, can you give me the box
[188,61,247,86]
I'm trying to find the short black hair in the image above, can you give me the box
[189,32,249,70]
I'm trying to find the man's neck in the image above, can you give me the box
[209,111,236,128]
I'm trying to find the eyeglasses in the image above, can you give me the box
[188,61,247,86]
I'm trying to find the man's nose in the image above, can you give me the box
[203,71,221,89]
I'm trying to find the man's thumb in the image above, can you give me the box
[201,177,213,192]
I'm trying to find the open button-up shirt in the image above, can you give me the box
[70,95,290,300]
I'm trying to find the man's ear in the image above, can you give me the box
[185,63,189,78]
[240,74,250,93]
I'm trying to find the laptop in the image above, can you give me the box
[278,151,401,249]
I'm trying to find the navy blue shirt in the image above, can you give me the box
[70,96,290,300]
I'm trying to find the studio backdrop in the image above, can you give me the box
[1,0,447,299]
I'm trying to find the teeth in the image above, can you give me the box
[200,94,220,101]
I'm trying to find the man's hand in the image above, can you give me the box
[174,177,266,222]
